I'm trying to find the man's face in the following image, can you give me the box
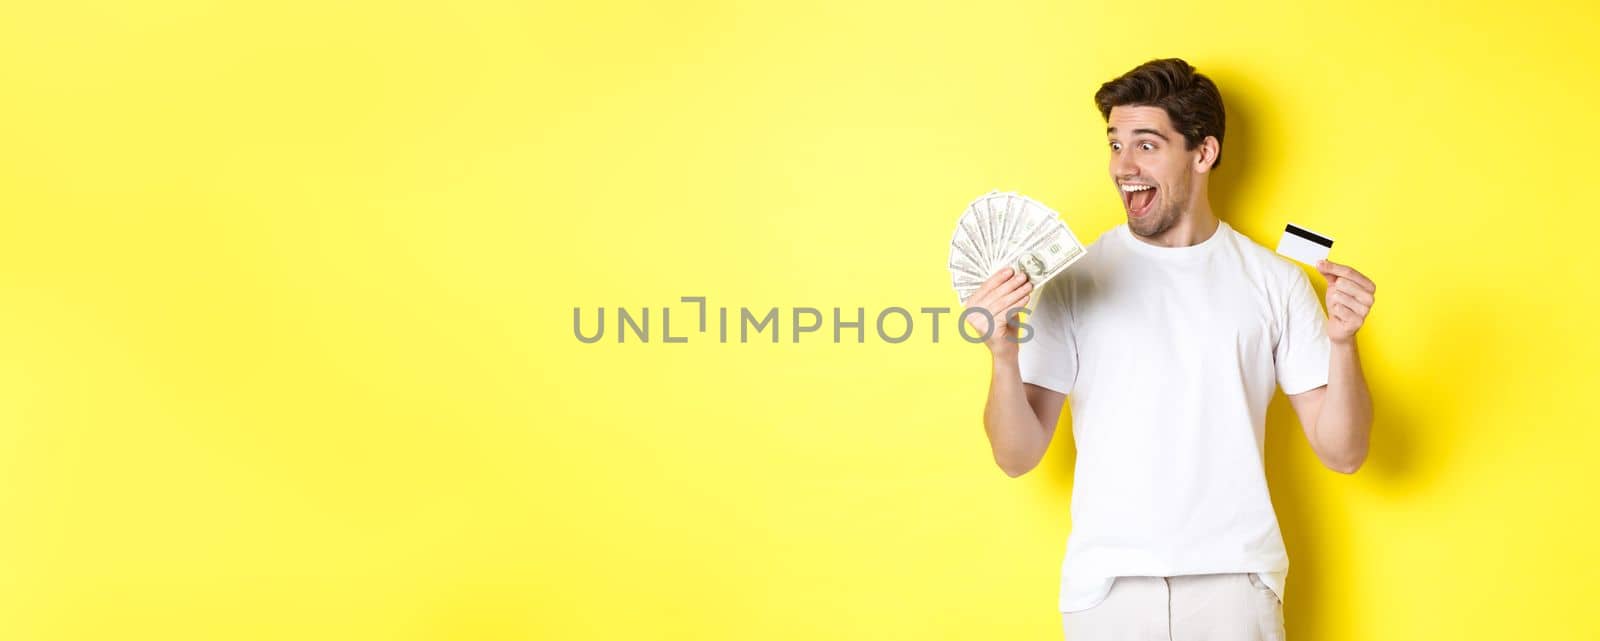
[1106,105,1198,239]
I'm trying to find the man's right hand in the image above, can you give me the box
[962,266,1033,358]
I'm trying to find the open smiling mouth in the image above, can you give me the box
[1122,183,1157,218]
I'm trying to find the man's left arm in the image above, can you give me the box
[1287,259,1376,474]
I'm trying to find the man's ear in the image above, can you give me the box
[1193,135,1220,174]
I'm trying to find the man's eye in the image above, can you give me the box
[1139,142,1155,151]
[1110,142,1122,151]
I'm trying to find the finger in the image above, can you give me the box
[1316,262,1340,286]
[1334,279,1375,306]
[1337,276,1376,302]
[1327,291,1352,317]
[965,288,997,311]
[997,283,1033,311]
[1341,296,1370,317]
[1008,268,1030,289]
[991,281,1033,310]
[971,270,1016,306]
[1332,300,1362,322]
[986,268,1029,300]
[1331,289,1371,317]
[967,275,1006,306]
[1327,295,1349,319]
[1330,293,1364,317]
[983,267,1014,289]
[1317,260,1375,293]
[964,288,989,309]
[1331,271,1375,298]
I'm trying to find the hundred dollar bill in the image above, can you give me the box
[1004,195,1030,254]
[992,192,1017,258]
[953,210,987,268]
[1006,201,1056,262]
[984,193,1009,264]
[951,222,989,272]
[1006,221,1085,291]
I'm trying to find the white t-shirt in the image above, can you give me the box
[1018,219,1330,613]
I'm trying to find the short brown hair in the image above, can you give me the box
[1094,58,1226,169]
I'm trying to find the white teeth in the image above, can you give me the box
[1121,184,1154,192]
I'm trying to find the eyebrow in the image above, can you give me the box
[1106,127,1170,142]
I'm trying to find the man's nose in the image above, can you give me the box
[1112,151,1138,178]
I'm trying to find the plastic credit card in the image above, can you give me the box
[1276,223,1334,266]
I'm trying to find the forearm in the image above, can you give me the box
[1314,338,1374,473]
[984,354,1049,477]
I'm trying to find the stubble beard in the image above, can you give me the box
[1128,189,1188,239]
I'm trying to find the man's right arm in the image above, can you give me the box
[961,266,1067,477]
[985,360,1065,477]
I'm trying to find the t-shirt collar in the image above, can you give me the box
[1120,219,1229,260]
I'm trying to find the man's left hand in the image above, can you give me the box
[1317,259,1375,345]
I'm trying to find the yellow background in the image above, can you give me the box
[2,1,1597,639]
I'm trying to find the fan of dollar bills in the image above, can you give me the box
[949,190,1088,305]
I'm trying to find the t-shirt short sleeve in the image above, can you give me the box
[1018,275,1077,395]
[1275,268,1331,395]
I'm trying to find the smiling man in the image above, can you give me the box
[961,58,1378,640]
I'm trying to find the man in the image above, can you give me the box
[963,58,1376,640]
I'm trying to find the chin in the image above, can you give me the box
[1129,211,1175,238]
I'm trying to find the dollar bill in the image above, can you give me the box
[985,195,1008,264]
[950,221,987,275]
[949,190,1087,305]
[1007,221,1084,287]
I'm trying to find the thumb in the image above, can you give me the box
[1316,261,1338,286]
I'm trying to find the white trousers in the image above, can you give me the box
[1061,573,1285,641]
